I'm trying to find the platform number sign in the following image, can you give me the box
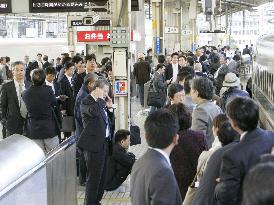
[165,27,179,34]
[0,0,11,13]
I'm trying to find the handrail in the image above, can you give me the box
[0,135,77,199]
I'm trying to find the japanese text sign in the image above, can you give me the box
[77,30,110,42]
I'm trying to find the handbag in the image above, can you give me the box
[61,115,75,132]
[130,125,141,145]
[183,172,198,205]
[147,82,166,108]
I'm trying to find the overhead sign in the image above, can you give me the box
[165,27,179,34]
[29,0,88,12]
[182,30,192,35]
[29,0,108,12]
[115,81,127,96]
[0,0,11,13]
[156,37,160,54]
[77,30,110,42]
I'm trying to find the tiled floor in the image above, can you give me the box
[77,98,149,205]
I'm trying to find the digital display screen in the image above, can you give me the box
[30,0,108,13]
[0,0,11,13]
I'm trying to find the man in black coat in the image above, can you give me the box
[0,61,30,137]
[59,62,75,139]
[165,52,181,83]
[215,97,274,205]
[105,129,136,191]
[42,55,51,70]
[72,55,85,98]
[77,77,114,205]
[133,53,151,107]
[22,69,59,153]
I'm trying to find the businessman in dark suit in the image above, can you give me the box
[42,55,51,70]
[71,55,85,99]
[130,110,182,205]
[77,77,114,205]
[165,52,181,82]
[0,61,30,137]
[215,97,274,205]
[22,69,59,153]
[59,62,75,139]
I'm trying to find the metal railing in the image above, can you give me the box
[0,135,77,205]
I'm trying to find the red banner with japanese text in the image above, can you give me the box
[77,30,110,42]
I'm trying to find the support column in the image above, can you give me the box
[67,14,75,54]
[152,0,163,54]
[111,0,130,130]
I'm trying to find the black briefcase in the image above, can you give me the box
[61,116,75,132]
[130,125,141,146]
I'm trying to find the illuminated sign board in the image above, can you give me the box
[77,30,110,42]
[0,0,11,13]
[29,0,108,13]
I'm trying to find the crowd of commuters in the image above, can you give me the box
[131,44,274,205]
[0,52,136,205]
[1,42,273,205]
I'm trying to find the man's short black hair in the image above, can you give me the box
[157,55,165,64]
[186,56,194,66]
[147,48,153,54]
[226,97,259,132]
[217,121,238,146]
[31,69,46,86]
[114,129,130,144]
[85,54,96,62]
[64,62,74,70]
[145,110,179,149]
[62,56,72,65]
[179,55,187,61]
[171,52,179,58]
[191,77,214,100]
[233,54,241,61]
[156,63,165,71]
[45,66,56,75]
[72,55,83,64]
[168,83,184,99]
[37,53,42,57]
[181,66,195,77]
[43,55,48,62]
[101,57,110,66]
[177,71,191,83]
[168,103,191,130]
[183,75,193,95]
[242,162,274,205]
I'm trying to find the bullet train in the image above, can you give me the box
[253,34,274,130]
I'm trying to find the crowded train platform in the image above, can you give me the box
[1,0,274,205]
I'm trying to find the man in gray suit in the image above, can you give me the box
[130,110,182,205]
[190,77,222,148]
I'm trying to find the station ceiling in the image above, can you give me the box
[146,0,271,15]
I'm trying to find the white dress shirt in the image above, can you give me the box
[14,80,25,103]
[151,147,171,167]
[45,80,55,94]
[172,63,179,83]
[240,131,247,141]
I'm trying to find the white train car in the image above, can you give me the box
[0,38,72,62]
[253,34,274,130]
